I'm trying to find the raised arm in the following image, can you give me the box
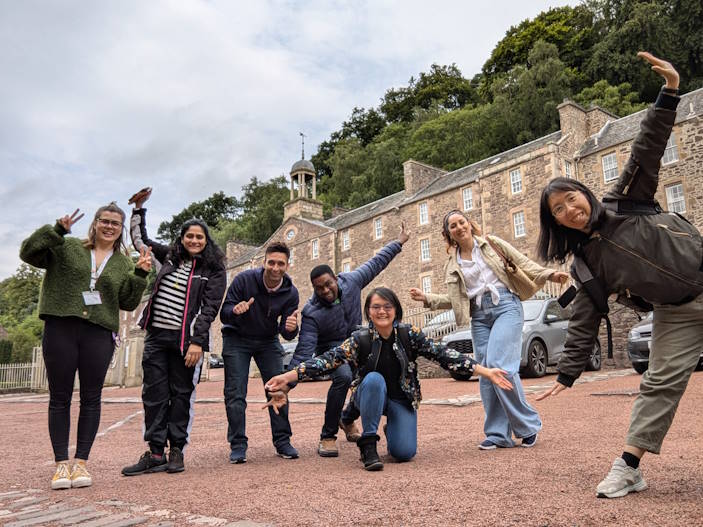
[345,222,409,288]
[20,209,84,269]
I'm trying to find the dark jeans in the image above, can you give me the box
[142,328,202,454]
[222,335,292,450]
[320,361,354,439]
[42,316,114,462]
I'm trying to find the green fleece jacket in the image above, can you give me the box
[20,223,148,333]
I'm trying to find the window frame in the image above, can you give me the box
[602,152,618,183]
[462,187,473,210]
[513,210,526,238]
[374,218,383,239]
[420,238,431,262]
[510,168,522,194]
[665,182,686,213]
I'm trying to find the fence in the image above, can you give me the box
[0,347,47,392]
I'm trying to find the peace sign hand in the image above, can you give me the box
[57,209,84,233]
[637,51,679,89]
[136,246,152,272]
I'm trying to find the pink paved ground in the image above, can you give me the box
[2,370,702,526]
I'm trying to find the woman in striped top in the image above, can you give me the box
[122,189,226,476]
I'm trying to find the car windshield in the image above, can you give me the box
[522,301,543,321]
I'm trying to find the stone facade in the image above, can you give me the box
[122,88,703,375]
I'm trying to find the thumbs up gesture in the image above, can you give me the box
[234,297,255,315]
[285,309,299,332]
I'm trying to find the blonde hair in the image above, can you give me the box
[83,202,129,254]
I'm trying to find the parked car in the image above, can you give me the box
[441,298,602,380]
[281,340,329,381]
[627,313,703,374]
[208,353,224,368]
[422,310,456,340]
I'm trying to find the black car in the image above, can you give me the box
[627,313,703,374]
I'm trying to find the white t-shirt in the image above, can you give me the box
[457,243,504,307]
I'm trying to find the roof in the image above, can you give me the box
[291,159,315,174]
[576,87,703,158]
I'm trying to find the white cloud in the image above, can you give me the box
[0,0,573,278]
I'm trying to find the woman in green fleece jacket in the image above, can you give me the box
[20,203,152,491]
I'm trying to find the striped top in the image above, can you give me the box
[151,260,192,330]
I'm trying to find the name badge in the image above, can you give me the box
[82,291,102,305]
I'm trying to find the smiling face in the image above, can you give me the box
[312,273,339,303]
[263,251,289,286]
[367,293,396,334]
[446,213,473,245]
[182,225,207,256]
[94,211,124,247]
[547,190,592,233]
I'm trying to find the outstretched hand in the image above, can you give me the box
[409,287,427,304]
[535,381,568,401]
[482,368,513,391]
[398,221,410,245]
[638,51,679,90]
[128,187,152,208]
[262,390,288,415]
[57,209,84,233]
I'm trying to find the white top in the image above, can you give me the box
[457,243,504,307]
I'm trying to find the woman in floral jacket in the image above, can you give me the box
[265,286,512,471]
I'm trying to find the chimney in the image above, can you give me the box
[402,160,447,196]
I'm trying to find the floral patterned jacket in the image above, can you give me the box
[295,322,477,409]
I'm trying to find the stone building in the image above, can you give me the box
[206,87,703,370]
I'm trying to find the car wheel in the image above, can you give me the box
[449,370,472,381]
[585,341,602,371]
[633,362,648,374]
[524,340,547,378]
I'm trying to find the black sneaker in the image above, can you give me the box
[275,442,299,459]
[121,451,167,476]
[167,447,185,473]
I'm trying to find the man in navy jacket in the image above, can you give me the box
[220,242,300,463]
[288,223,409,457]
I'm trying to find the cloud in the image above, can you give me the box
[0,0,573,279]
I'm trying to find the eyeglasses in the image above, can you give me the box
[97,218,123,228]
[369,304,394,312]
[550,193,579,218]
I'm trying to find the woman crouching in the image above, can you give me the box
[265,287,512,470]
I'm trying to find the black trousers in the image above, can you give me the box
[42,316,114,462]
[142,328,201,453]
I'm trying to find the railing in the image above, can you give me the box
[0,347,48,392]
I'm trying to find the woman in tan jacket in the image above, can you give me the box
[410,209,567,449]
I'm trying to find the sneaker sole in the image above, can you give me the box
[71,478,92,488]
[318,450,339,458]
[51,479,71,490]
[478,444,498,450]
[597,480,648,499]
[230,457,247,464]
[276,453,299,459]
[521,441,537,448]
[364,461,384,471]
[121,464,168,476]
[167,466,185,474]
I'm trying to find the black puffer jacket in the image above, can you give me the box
[557,91,703,385]
[131,208,227,354]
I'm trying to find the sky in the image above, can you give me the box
[0,0,574,280]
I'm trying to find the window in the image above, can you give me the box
[374,218,383,239]
[564,160,572,178]
[421,275,432,294]
[602,153,618,182]
[285,229,295,240]
[342,262,351,273]
[289,249,294,266]
[311,239,319,259]
[510,168,522,194]
[462,187,473,210]
[662,133,679,165]
[419,202,429,225]
[513,211,526,238]
[420,239,431,261]
[342,230,350,250]
[666,183,686,213]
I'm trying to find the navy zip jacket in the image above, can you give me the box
[220,268,299,341]
[289,240,402,368]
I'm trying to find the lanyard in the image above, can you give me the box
[90,249,113,291]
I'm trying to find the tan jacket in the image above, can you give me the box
[423,235,554,327]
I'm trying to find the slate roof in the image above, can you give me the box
[576,87,703,158]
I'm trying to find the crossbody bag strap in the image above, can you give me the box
[486,236,516,273]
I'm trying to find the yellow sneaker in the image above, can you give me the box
[51,462,71,490]
[70,461,92,488]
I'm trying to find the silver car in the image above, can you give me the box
[441,298,602,380]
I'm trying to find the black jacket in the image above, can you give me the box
[131,208,227,354]
[557,90,703,385]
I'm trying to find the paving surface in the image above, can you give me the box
[1,368,702,526]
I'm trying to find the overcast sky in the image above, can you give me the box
[0,0,573,279]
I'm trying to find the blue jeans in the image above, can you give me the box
[222,335,292,451]
[471,289,541,447]
[354,372,417,461]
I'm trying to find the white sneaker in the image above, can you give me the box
[596,457,648,498]
[51,462,71,490]
[70,461,92,488]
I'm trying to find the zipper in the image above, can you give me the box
[656,224,693,237]
[596,233,703,288]
[622,165,639,195]
[180,259,197,353]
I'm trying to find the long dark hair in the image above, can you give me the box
[363,287,403,324]
[537,178,605,263]
[84,202,129,255]
[169,218,225,270]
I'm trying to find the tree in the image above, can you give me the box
[574,79,646,116]
[157,191,238,242]
[0,264,43,324]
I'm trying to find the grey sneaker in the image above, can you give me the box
[596,457,648,498]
